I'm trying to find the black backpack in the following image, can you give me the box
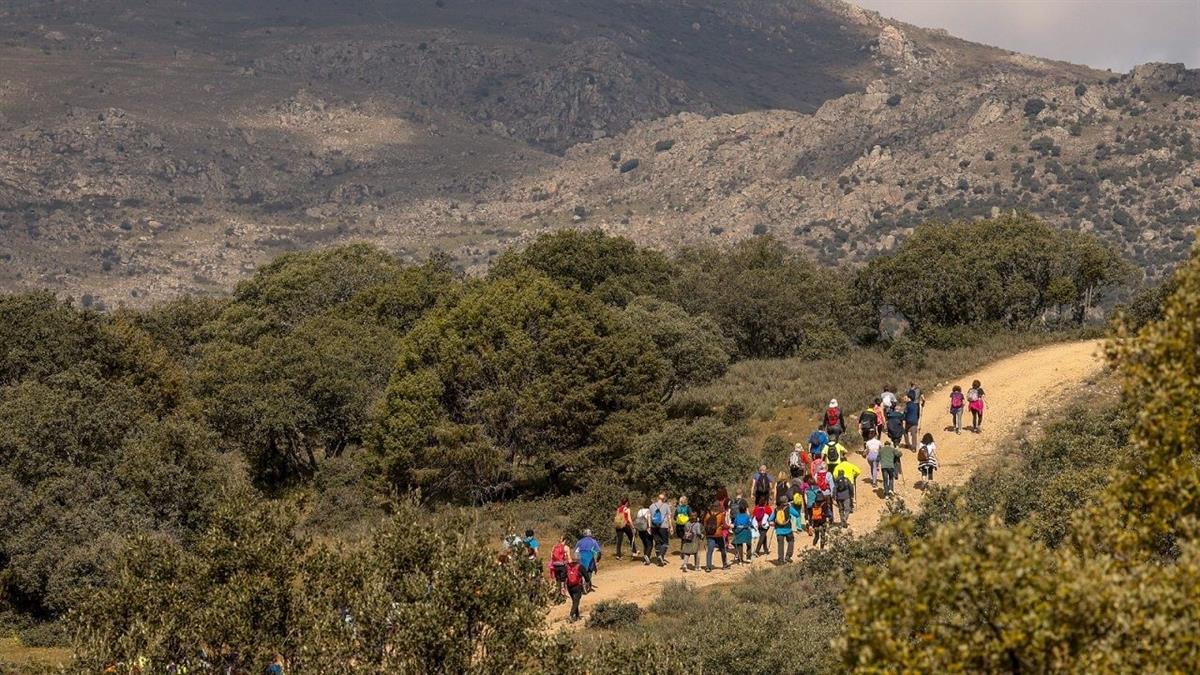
[703,512,719,537]
[835,475,851,495]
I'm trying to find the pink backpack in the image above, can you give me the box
[950,391,965,409]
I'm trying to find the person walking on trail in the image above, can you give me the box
[873,397,886,441]
[773,496,797,564]
[549,534,573,597]
[823,399,845,441]
[967,380,986,432]
[775,470,792,505]
[732,504,754,564]
[902,394,921,450]
[949,385,966,434]
[881,385,898,412]
[833,460,862,527]
[865,434,882,487]
[575,529,602,593]
[634,503,653,565]
[858,405,879,446]
[565,560,586,623]
[884,404,905,447]
[751,464,774,505]
[613,497,636,560]
[907,381,926,410]
[810,495,831,549]
[702,503,729,572]
[808,426,829,458]
[917,432,939,486]
[674,495,692,542]
[879,440,898,497]
[803,475,820,522]
[753,499,773,556]
[679,515,701,572]
[650,494,672,566]
[823,438,846,472]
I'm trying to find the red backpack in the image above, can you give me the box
[566,562,584,588]
[824,407,841,428]
[551,542,567,564]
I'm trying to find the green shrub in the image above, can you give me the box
[649,580,696,615]
[887,334,927,368]
[587,600,643,629]
[760,434,790,466]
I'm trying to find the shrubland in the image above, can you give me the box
[0,216,1149,670]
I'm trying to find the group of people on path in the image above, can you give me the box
[508,381,987,623]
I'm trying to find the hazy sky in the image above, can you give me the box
[852,0,1199,72]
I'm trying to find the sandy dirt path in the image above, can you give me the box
[547,340,1105,628]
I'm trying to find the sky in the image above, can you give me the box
[851,0,1199,72]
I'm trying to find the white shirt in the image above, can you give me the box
[865,438,882,458]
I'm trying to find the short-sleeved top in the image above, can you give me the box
[865,438,882,460]
[881,391,897,409]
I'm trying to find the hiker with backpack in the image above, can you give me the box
[810,495,831,549]
[823,400,845,441]
[650,494,672,566]
[902,394,921,450]
[881,385,898,411]
[549,535,573,597]
[753,499,773,556]
[967,380,986,432]
[858,405,879,447]
[750,464,774,506]
[702,502,729,572]
[565,560,586,622]
[674,495,692,541]
[775,470,792,504]
[884,404,905,447]
[907,381,926,409]
[823,438,847,472]
[679,514,702,572]
[917,433,939,487]
[772,496,799,564]
[613,497,637,560]
[865,434,882,487]
[873,397,886,441]
[634,503,654,565]
[732,504,754,564]
[878,440,898,497]
[949,385,966,434]
[833,460,861,527]
[808,426,829,458]
[575,529,602,593]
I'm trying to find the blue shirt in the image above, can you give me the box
[576,536,601,569]
[905,400,920,424]
[525,536,539,554]
[808,429,828,453]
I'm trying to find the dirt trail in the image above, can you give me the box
[547,340,1105,628]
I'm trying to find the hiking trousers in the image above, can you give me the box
[776,533,794,563]
[812,524,827,549]
[837,497,853,525]
[951,408,963,432]
[568,585,584,621]
[615,525,635,557]
[653,526,670,559]
[755,528,771,554]
[705,536,728,570]
[882,468,896,495]
[637,530,653,561]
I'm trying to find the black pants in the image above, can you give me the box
[568,585,583,620]
[653,527,670,558]
[637,530,653,559]
[755,528,771,554]
[812,524,827,549]
[615,525,635,556]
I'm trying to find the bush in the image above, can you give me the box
[760,434,790,466]
[1024,98,1047,117]
[887,334,927,368]
[886,93,902,106]
[627,417,752,502]
[18,620,68,648]
[587,600,642,629]
[649,580,695,615]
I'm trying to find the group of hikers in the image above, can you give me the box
[504,381,987,623]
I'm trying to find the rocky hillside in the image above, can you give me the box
[0,0,1195,306]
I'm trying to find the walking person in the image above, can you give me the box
[575,529,602,592]
[549,534,573,597]
[833,460,862,527]
[679,515,701,572]
[753,499,773,556]
[879,440,898,497]
[565,561,586,623]
[634,503,653,565]
[858,405,879,448]
[865,434,881,487]
[750,464,774,506]
[918,432,939,487]
[613,497,636,560]
[967,380,986,432]
[773,496,796,564]
[949,385,966,434]
[674,495,692,542]
[885,403,905,447]
[907,381,926,410]
[775,470,792,504]
[823,399,845,441]
[873,397,886,442]
[650,494,672,566]
[810,495,830,549]
[880,385,898,412]
[702,502,729,572]
[902,394,921,449]
[732,504,754,564]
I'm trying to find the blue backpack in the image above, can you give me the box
[651,509,664,527]
[734,512,751,532]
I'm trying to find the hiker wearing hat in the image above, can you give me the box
[823,399,845,441]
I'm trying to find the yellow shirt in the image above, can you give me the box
[833,461,862,482]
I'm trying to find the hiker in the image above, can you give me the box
[650,494,672,566]
[803,475,820,522]
[575,529,602,593]
[873,397,886,441]
[751,464,774,505]
[967,380,986,432]
[879,440,898,497]
[613,497,636,560]
[808,426,829,457]
[907,381,926,409]
[266,654,284,675]
[810,495,831,549]
[833,460,861,527]
[880,385,898,411]
[524,529,539,559]
[634,503,654,565]
[703,502,729,572]
[903,394,921,449]
[823,437,847,471]
[823,399,845,440]
[949,385,966,434]
[753,499,773,556]
[715,487,733,552]
[679,514,702,571]
[674,495,692,542]
[918,433,939,486]
[773,496,796,564]
[775,470,792,504]
[549,534,573,596]
[815,464,833,503]
[565,561,586,622]
[732,504,754,564]
[884,404,905,447]
[865,434,882,487]
[858,405,879,446]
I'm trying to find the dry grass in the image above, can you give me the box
[0,637,71,671]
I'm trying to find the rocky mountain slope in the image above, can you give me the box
[0,0,1195,306]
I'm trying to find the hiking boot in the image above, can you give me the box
[703,566,712,573]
